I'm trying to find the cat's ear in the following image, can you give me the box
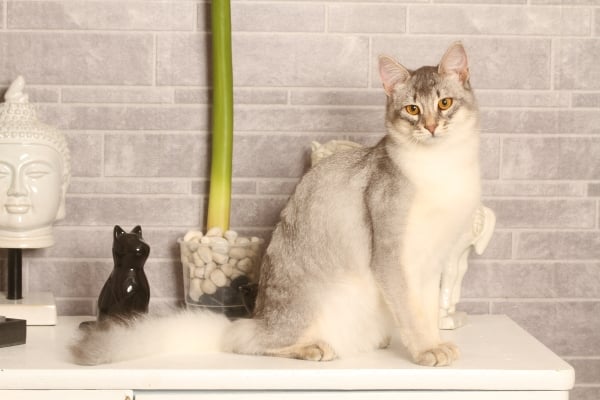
[438,42,470,83]
[378,55,410,96]
[114,225,126,240]
[132,225,143,237]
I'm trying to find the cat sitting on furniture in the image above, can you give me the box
[71,42,481,367]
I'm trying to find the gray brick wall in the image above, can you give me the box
[0,1,598,397]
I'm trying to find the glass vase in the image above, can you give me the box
[179,233,263,319]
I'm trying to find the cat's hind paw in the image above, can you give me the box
[270,340,337,362]
[299,341,336,361]
[415,342,459,367]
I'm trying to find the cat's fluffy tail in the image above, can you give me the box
[70,310,231,365]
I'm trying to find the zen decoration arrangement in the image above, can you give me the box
[179,0,263,317]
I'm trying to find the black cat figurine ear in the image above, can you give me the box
[114,225,126,238]
[96,225,151,321]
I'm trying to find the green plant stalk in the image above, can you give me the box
[207,0,233,232]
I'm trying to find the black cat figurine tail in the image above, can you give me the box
[97,225,151,321]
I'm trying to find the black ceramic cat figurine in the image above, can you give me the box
[97,225,151,321]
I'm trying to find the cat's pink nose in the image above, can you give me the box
[425,123,437,135]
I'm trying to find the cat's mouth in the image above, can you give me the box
[413,124,451,143]
[413,131,443,143]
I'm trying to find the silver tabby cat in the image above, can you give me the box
[71,42,480,367]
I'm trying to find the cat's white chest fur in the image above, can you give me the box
[401,138,480,205]
[399,137,480,267]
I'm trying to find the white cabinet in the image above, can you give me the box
[133,391,568,400]
[0,390,132,400]
[0,316,574,399]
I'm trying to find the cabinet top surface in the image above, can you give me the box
[0,315,574,391]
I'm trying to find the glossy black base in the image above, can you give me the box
[0,317,26,347]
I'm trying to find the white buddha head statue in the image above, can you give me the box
[0,76,70,248]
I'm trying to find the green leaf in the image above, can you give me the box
[207,0,233,232]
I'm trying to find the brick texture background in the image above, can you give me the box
[0,1,598,397]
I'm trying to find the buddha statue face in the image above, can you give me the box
[0,143,65,231]
[0,76,70,248]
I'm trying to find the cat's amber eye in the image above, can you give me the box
[405,105,420,115]
[438,98,453,110]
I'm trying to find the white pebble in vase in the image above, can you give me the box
[189,278,203,301]
[228,247,246,260]
[221,263,234,277]
[183,230,203,242]
[236,258,252,273]
[201,278,217,295]
[224,230,238,244]
[210,268,227,287]
[206,227,223,237]
[212,252,229,265]
[198,246,213,264]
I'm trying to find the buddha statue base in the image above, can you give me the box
[0,291,57,326]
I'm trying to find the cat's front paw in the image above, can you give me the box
[415,342,459,367]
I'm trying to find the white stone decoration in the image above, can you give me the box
[439,205,495,330]
[311,140,496,330]
[311,140,363,166]
[0,76,71,248]
[179,228,263,309]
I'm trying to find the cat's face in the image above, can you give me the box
[379,43,478,146]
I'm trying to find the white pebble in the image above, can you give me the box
[236,257,252,273]
[210,269,227,287]
[212,252,229,265]
[184,230,204,242]
[231,269,244,280]
[212,245,229,255]
[186,241,199,252]
[206,227,223,237]
[201,279,217,295]
[189,278,203,301]
[193,266,206,278]
[228,247,247,260]
[209,237,229,255]
[192,252,205,267]
[198,246,213,263]
[204,261,217,276]
[221,263,234,277]
[186,262,196,278]
[209,236,228,246]
[235,237,250,245]
[224,230,238,243]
